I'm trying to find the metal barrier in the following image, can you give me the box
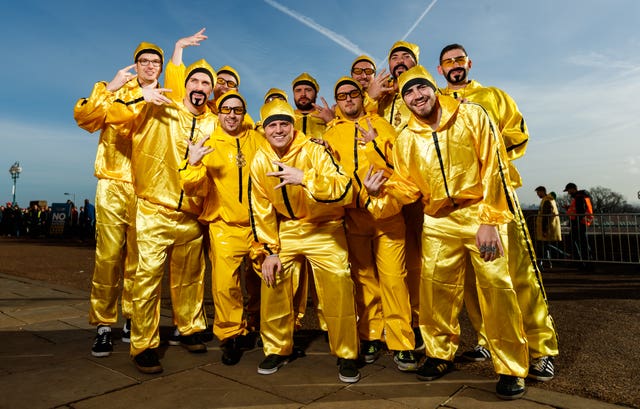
[525,213,640,265]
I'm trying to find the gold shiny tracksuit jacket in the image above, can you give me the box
[441,80,558,359]
[294,110,326,140]
[106,90,215,357]
[179,125,263,342]
[74,79,141,327]
[367,96,529,377]
[248,132,359,359]
[323,113,414,351]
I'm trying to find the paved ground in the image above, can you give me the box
[0,237,639,408]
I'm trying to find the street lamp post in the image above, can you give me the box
[64,192,76,204]
[9,161,22,206]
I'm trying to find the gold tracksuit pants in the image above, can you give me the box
[260,219,359,359]
[346,209,414,351]
[421,207,529,377]
[464,195,559,358]
[130,199,207,357]
[209,221,260,341]
[403,200,424,327]
[89,178,137,326]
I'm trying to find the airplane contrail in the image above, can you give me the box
[401,0,439,41]
[264,0,378,59]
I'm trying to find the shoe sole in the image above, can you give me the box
[338,373,360,383]
[257,359,289,375]
[363,354,378,364]
[182,344,207,353]
[168,340,181,346]
[134,363,163,374]
[91,350,112,358]
[527,373,554,382]
[121,337,130,344]
[462,355,489,362]
[414,343,425,352]
[416,373,446,381]
[496,389,525,400]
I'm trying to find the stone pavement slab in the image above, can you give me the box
[0,272,631,409]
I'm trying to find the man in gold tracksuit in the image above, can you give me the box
[179,90,262,366]
[363,65,529,400]
[106,59,217,374]
[438,43,558,381]
[323,77,416,371]
[367,40,424,348]
[248,99,361,383]
[73,41,163,357]
[292,72,329,139]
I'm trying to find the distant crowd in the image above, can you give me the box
[0,199,95,240]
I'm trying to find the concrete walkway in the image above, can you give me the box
[0,272,626,409]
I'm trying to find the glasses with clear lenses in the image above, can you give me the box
[219,106,245,115]
[335,89,362,101]
[440,56,468,68]
[352,67,375,75]
[216,77,238,88]
[137,58,162,67]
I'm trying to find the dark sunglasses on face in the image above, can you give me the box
[352,67,375,75]
[336,89,362,101]
[219,106,245,115]
[216,77,238,88]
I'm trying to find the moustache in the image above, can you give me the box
[393,64,409,77]
[190,91,207,106]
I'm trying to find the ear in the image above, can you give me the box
[467,58,473,70]
[437,65,444,75]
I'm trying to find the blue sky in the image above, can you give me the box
[1,0,639,209]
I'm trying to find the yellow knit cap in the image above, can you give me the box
[133,42,164,64]
[351,55,376,71]
[291,72,320,92]
[263,88,289,103]
[397,65,437,96]
[260,99,295,127]
[388,40,420,63]
[217,90,247,111]
[185,59,216,86]
[217,65,240,86]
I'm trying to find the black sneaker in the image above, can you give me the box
[361,340,384,364]
[461,345,491,362]
[258,354,290,375]
[394,350,418,372]
[416,357,453,381]
[133,348,163,374]
[221,337,243,365]
[168,327,181,346]
[91,325,113,357]
[528,356,555,381]
[337,358,360,383]
[496,375,525,400]
[413,327,425,352]
[180,333,207,353]
[121,319,131,344]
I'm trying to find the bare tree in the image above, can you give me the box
[588,186,628,213]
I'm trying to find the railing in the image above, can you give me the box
[525,213,640,265]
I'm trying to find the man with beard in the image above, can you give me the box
[349,55,378,114]
[180,90,262,366]
[249,99,360,383]
[367,41,419,133]
[106,59,217,374]
[437,43,559,382]
[291,72,333,139]
[323,77,416,371]
[363,65,529,400]
[367,40,424,351]
[74,41,164,358]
